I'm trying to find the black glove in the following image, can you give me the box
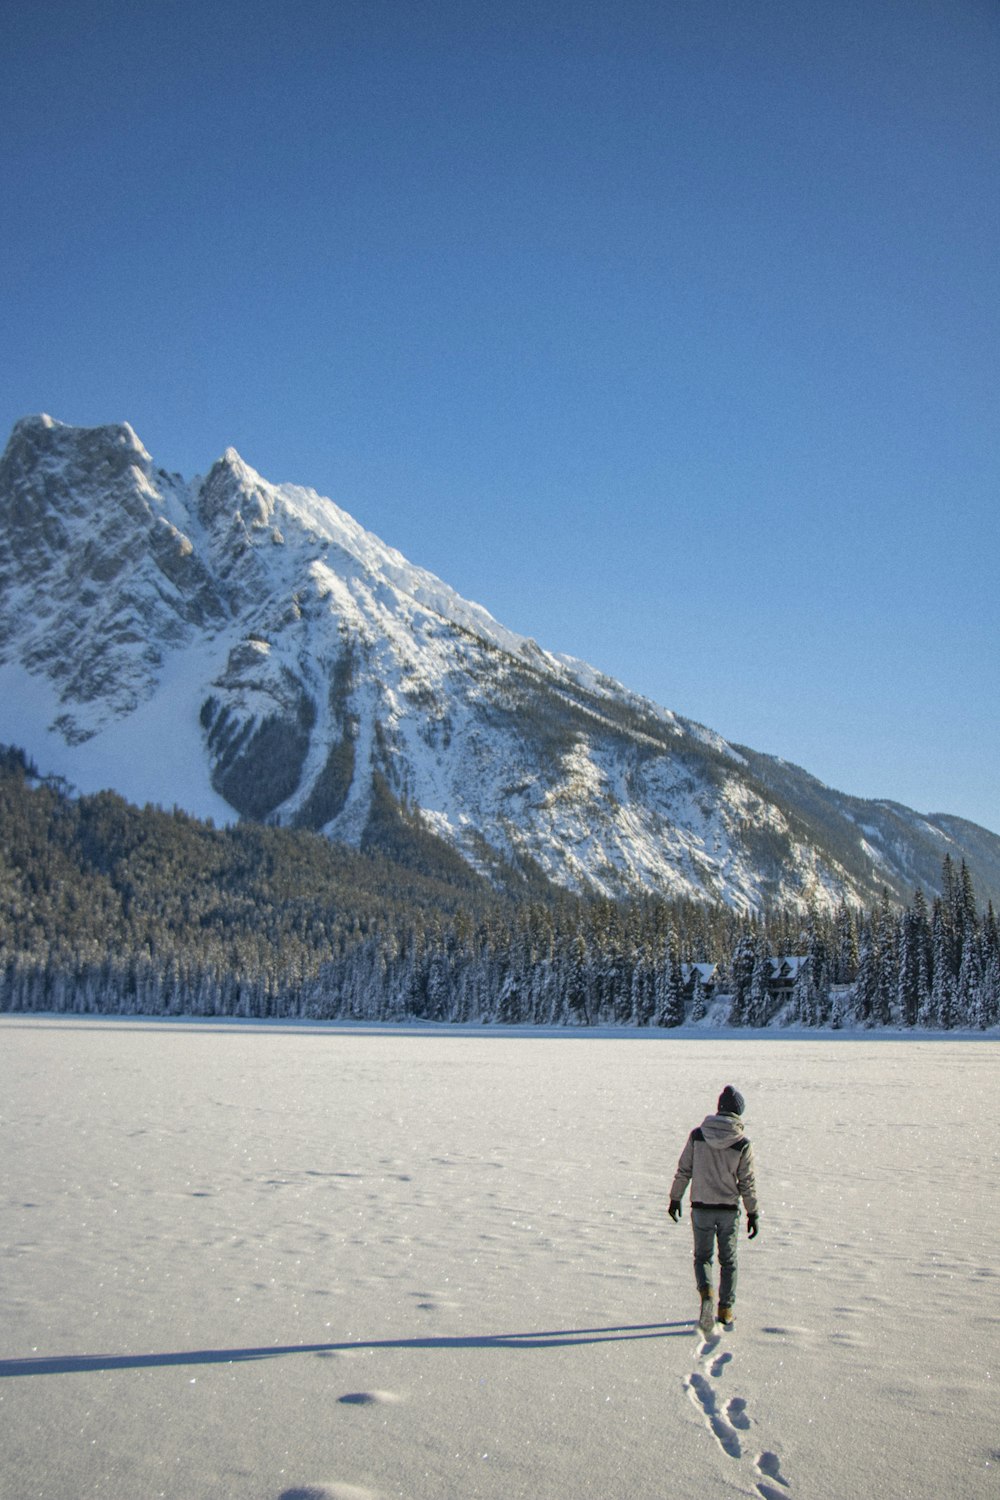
[668,1199,682,1223]
[747,1212,759,1239]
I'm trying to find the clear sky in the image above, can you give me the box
[2,0,998,835]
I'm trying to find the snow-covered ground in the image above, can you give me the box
[2,1018,998,1500]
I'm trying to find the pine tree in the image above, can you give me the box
[979,949,1000,1030]
[828,983,849,1030]
[564,933,591,1026]
[629,957,654,1027]
[729,931,756,1027]
[689,970,707,1024]
[853,930,879,1027]
[791,961,813,1027]
[928,906,954,1029]
[980,906,1000,1030]
[958,861,979,944]
[941,853,958,930]
[834,900,859,984]
[955,939,982,1028]
[806,922,831,1024]
[874,891,896,1026]
[655,933,685,1028]
[983,902,999,969]
[748,951,772,1028]
[897,901,923,1028]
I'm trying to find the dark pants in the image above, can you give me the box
[691,1206,740,1305]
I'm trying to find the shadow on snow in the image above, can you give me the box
[0,1321,694,1377]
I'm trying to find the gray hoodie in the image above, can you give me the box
[670,1112,759,1214]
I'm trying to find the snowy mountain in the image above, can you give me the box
[2,414,998,912]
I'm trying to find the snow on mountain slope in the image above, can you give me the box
[2,415,998,911]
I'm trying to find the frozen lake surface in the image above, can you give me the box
[2,1017,998,1499]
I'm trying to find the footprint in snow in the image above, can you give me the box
[277,1487,380,1500]
[727,1396,750,1430]
[337,1390,403,1406]
[756,1449,791,1495]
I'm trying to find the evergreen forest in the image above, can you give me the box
[1,746,998,1030]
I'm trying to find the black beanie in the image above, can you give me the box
[718,1085,745,1116]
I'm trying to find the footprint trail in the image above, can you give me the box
[681,1322,800,1498]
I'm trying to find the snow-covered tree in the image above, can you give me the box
[729,932,757,1027]
[689,969,707,1024]
[852,931,879,1027]
[654,933,685,1028]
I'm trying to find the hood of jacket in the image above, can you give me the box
[699,1112,746,1148]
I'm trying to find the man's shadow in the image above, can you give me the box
[0,1321,694,1378]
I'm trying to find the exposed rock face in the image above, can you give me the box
[2,414,998,911]
[0,416,228,741]
[200,639,316,821]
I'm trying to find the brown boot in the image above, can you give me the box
[717,1304,734,1328]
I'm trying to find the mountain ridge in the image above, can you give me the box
[2,413,998,911]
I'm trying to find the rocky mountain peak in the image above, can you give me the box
[197,447,277,536]
[6,413,151,472]
[1,414,998,912]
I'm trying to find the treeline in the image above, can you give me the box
[1,746,997,1029]
[724,856,1000,1031]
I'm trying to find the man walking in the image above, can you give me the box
[668,1085,759,1332]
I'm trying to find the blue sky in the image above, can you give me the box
[2,0,998,836]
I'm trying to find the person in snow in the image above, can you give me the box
[668,1085,759,1329]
